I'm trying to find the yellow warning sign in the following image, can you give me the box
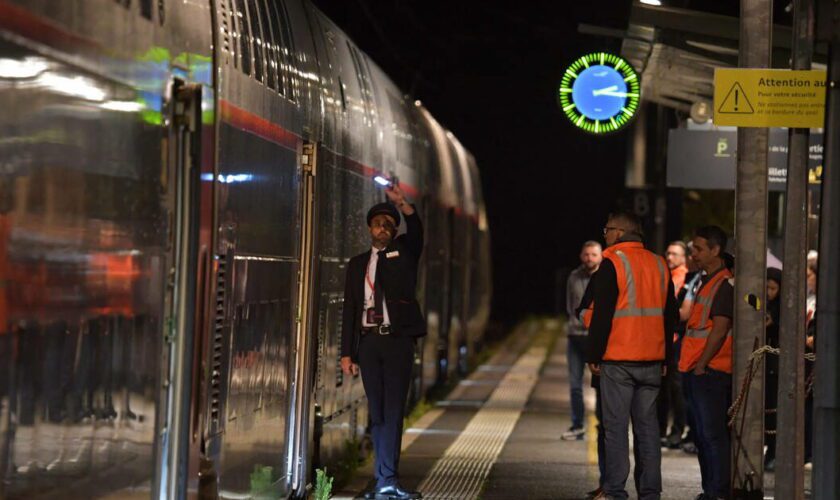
[713,68,826,128]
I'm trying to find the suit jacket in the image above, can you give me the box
[341,208,425,360]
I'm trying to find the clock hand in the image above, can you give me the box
[591,85,619,97]
[600,90,636,98]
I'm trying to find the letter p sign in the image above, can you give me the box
[715,137,730,158]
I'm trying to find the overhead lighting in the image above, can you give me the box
[640,0,662,5]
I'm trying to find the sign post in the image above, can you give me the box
[731,1,772,497]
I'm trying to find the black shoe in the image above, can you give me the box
[374,485,422,500]
[584,486,604,499]
[362,490,377,500]
[665,432,683,449]
[682,441,698,455]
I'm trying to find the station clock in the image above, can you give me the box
[558,52,641,134]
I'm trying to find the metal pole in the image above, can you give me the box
[814,1,840,497]
[776,1,813,499]
[732,0,772,495]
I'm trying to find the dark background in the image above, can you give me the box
[310,1,783,324]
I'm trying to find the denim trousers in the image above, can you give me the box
[683,369,731,498]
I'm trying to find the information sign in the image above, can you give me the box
[713,68,826,128]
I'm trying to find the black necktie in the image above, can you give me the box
[374,250,384,323]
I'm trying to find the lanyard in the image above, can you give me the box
[365,252,376,299]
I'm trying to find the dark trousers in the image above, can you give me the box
[568,335,586,428]
[657,338,686,438]
[683,370,731,498]
[764,360,778,462]
[600,363,662,500]
[358,333,414,488]
[594,385,606,485]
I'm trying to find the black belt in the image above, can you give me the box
[361,324,391,335]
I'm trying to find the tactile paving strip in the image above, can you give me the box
[416,345,546,499]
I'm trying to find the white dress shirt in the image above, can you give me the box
[362,247,391,327]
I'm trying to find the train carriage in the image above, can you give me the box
[0,0,490,498]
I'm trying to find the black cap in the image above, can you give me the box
[367,202,400,227]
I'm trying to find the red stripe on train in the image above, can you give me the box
[0,1,101,55]
[219,99,421,199]
[219,99,300,151]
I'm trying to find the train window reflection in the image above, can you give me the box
[0,57,49,79]
[266,0,295,99]
[246,0,264,83]
[257,0,277,91]
[234,0,252,76]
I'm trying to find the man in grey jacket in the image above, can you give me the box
[562,240,602,440]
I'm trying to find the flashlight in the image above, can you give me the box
[373,175,391,187]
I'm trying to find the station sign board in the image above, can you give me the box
[713,68,827,128]
[666,129,823,191]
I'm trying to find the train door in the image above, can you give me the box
[155,79,203,500]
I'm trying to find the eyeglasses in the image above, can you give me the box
[602,226,623,236]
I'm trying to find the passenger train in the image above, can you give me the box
[0,0,491,497]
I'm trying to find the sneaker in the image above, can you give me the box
[561,426,585,440]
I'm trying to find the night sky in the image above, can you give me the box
[311,1,771,324]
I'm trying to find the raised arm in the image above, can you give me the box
[386,184,423,259]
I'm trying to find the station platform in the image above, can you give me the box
[335,319,710,499]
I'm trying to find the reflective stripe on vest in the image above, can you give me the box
[684,278,730,339]
[611,249,667,319]
[679,268,734,373]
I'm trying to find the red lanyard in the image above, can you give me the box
[365,253,376,293]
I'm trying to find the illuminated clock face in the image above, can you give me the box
[558,52,641,134]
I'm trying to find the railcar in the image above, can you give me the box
[0,0,490,498]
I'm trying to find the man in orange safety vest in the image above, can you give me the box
[585,211,678,500]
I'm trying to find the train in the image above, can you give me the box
[0,0,491,498]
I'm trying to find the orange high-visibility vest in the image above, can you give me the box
[579,304,593,329]
[600,241,671,362]
[678,268,733,373]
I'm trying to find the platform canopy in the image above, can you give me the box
[580,3,825,113]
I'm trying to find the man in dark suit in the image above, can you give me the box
[341,184,424,500]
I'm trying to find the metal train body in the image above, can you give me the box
[0,0,490,498]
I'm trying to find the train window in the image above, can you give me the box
[347,43,374,120]
[258,0,278,91]
[140,0,152,19]
[266,0,296,99]
[338,76,347,111]
[234,0,252,76]
[246,0,265,83]
[220,0,235,64]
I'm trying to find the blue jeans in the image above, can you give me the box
[567,335,586,428]
[683,369,731,498]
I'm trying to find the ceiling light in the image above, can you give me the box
[640,0,662,5]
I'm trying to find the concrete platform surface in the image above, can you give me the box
[335,319,804,500]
